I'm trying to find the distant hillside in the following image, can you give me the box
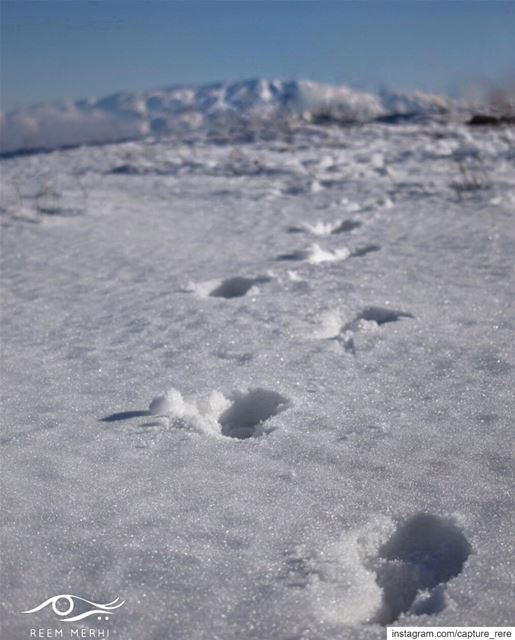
[0,78,455,154]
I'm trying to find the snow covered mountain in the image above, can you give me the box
[0,79,454,154]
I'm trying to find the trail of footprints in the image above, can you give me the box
[280,215,380,262]
[106,192,471,628]
[186,213,381,297]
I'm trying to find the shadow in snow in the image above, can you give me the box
[351,244,381,258]
[357,306,414,325]
[100,410,152,423]
[220,388,290,440]
[210,275,270,299]
[332,219,362,234]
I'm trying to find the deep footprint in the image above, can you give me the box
[219,388,290,439]
[357,306,414,325]
[332,219,362,234]
[275,249,307,261]
[373,513,471,624]
[340,306,414,337]
[209,276,270,299]
[351,244,381,257]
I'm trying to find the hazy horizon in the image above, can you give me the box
[1,0,514,111]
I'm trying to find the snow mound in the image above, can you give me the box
[149,388,230,437]
[379,89,451,120]
[313,310,344,339]
[277,243,351,264]
[297,80,384,123]
[307,244,351,264]
[288,219,362,236]
[308,517,390,625]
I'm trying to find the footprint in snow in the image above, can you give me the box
[314,307,414,354]
[184,275,271,299]
[343,306,415,330]
[350,244,381,258]
[372,513,471,624]
[219,388,290,439]
[209,276,270,299]
[306,513,470,626]
[339,306,414,353]
[148,387,290,440]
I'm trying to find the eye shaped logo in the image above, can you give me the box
[22,595,125,622]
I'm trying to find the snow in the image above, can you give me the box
[187,275,272,299]
[148,388,231,438]
[1,112,514,639]
[276,243,351,264]
[0,79,459,155]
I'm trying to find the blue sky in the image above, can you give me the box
[1,1,514,110]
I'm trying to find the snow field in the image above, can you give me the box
[1,118,514,639]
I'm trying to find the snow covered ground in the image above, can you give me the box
[1,117,514,638]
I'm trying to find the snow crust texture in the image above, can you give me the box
[1,118,514,639]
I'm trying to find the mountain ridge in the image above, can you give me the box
[0,78,456,154]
